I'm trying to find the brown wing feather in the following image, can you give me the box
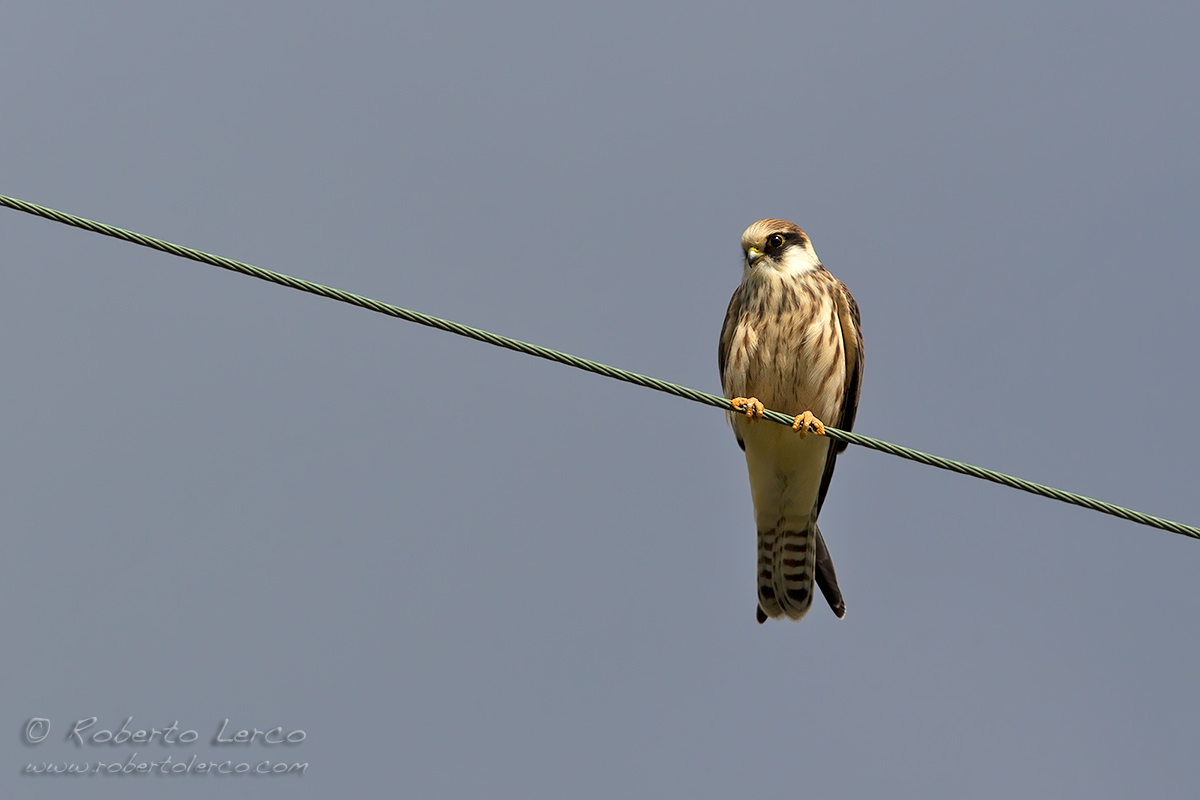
[814,280,863,518]
[718,285,748,450]
[717,285,745,385]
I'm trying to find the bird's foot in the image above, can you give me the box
[731,397,765,420]
[791,411,826,438]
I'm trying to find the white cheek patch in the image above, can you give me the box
[778,244,822,275]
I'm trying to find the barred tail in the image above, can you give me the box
[756,525,816,622]
[757,523,845,623]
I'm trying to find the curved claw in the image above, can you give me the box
[731,397,765,420]
[791,410,826,438]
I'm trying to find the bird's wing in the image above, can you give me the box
[813,524,846,618]
[717,284,745,390]
[814,280,864,517]
[718,285,748,451]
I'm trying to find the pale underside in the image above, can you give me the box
[725,270,845,535]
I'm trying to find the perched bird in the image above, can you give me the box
[718,219,864,623]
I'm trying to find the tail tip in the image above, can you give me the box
[757,601,846,622]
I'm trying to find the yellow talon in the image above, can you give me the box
[791,411,825,438]
[731,397,765,420]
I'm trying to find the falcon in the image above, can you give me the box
[718,219,864,623]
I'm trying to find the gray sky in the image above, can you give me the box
[3,2,1198,797]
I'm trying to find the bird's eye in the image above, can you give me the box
[767,233,785,249]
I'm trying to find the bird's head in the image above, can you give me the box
[741,219,821,276]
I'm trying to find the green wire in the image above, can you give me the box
[3,193,1196,541]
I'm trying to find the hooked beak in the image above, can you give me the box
[745,247,765,267]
